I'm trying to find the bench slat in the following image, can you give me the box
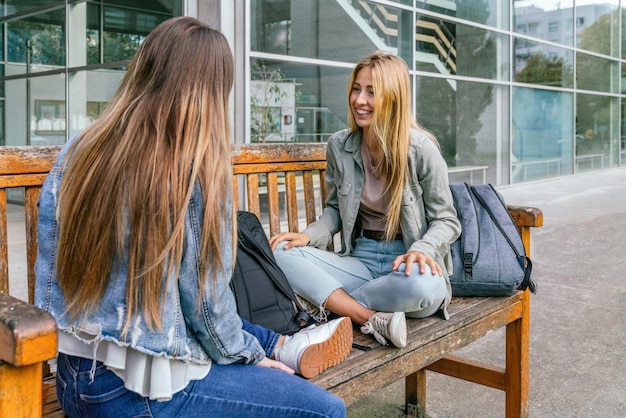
[285,172,299,232]
[0,190,7,294]
[0,146,58,175]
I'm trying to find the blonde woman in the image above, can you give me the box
[35,17,350,418]
[270,51,461,348]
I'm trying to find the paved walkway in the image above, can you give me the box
[7,168,626,417]
[347,168,626,417]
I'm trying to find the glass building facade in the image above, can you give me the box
[2,0,625,186]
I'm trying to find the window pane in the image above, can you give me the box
[576,93,619,172]
[67,68,125,138]
[7,8,66,72]
[622,99,626,164]
[514,39,574,88]
[512,87,573,182]
[623,4,626,60]
[576,52,618,94]
[4,0,59,16]
[2,73,65,147]
[250,0,412,64]
[102,0,176,13]
[513,0,574,46]
[68,1,176,67]
[31,74,66,145]
[102,6,171,63]
[416,77,509,185]
[576,2,619,57]
[417,0,509,30]
[416,16,509,81]
[249,59,350,143]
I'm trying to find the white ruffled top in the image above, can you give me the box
[57,331,210,401]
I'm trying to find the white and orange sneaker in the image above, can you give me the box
[274,316,353,378]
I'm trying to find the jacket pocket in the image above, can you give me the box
[402,183,425,232]
[334,173,352,196]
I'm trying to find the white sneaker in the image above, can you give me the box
[274,316,353,378]
[361,312,407,348]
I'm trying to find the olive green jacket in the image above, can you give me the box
[304,128,461,318]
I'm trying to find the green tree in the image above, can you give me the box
[517,52,573,88]
[250,65,289,143]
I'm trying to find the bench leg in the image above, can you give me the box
[505,289,530,417]
[0,362,43,418]
[405,369,427,417]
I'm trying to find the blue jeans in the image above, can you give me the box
[55,320,345,418]
[273,236,446,318]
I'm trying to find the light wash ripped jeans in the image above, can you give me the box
[273,235,447,319]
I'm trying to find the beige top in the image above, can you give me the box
[57,331,210,401]
[359,141,390,232]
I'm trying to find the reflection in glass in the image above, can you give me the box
[416,16,509,81]
[250,59,351,143]
[622,101,626,164]
[102,6,172,63]
[4,0,58,17]
[29,74,66,145]
[250,0,412,64]
[512,87,573,182]
[3,74,65,147]
[576,93,619,172]
[416,77,509,184]
[417,0,508,29]
[514,39,573,88]
[576,52,618,94]
[0,99,3,146]
[513,1,619,57]
[513,0,573,46]
[7,8,66,71]
[3,79,26,146]
[575,2,619,57]
[67,68,125,139]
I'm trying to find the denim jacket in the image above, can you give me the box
[303,129,461,317]
[35,138,264,366]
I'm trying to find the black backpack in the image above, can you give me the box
[230,211,314,335]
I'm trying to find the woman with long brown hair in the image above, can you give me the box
[271,51,461,348]
[35,16,349,418]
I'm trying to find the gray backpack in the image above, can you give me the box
[448,183,536,297]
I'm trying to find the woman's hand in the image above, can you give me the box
[269,232,310,251]
[392,251,443,277]
[257,356,295,374]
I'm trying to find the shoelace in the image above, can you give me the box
[297,295,330,323]
[361,318,389,346]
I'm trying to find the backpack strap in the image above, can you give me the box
[470,185,536,293]
[450,182,480,279]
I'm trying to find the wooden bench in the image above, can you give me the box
[0,143,542,417]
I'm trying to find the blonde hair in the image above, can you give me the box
[56,17,235,334]
[347,51,438,240]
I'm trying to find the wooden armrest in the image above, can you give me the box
[0,293,57,366]
[507,205,543,228]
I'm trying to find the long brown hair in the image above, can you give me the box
[347,51,439,240]
[56,17,235,334]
